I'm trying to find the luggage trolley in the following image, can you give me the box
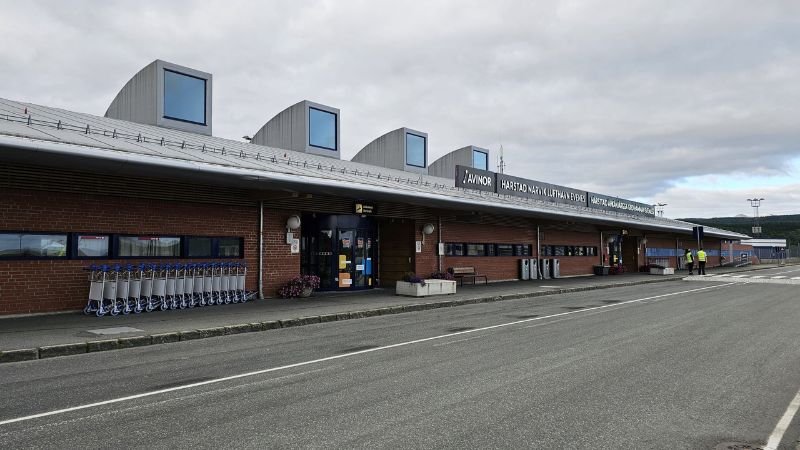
[128,264,144,314]
[115,264,132,315]
[149,264,168,312]
[174,263,188,309]
[164,263,178,310]
[195,263,207,306]
[140,263,156,312]
[211,263,224,305]
[84,265,109,317]
[104,265,121,316]
[220,262,233,304]
[236,263,248,303]
[203,263,214,306]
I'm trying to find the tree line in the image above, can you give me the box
[681,214,800,247]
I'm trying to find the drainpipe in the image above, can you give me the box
[437,216,442,272]
[258,200,264,300]
[536,226,541,278]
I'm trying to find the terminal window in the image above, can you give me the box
[406,133,426,168]
[473,150,488,171]
[118,236,181,258]
[163,69,207,125]
[309,107,337,150]
[0,233,67,258]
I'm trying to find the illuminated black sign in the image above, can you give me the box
[455,165,495,193]
[497,173,586,207]
[355,203,375,215]
[587,193,656,216]
[454,165,655,217]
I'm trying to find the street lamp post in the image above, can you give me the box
[746,197,765,235]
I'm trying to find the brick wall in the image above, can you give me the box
[263,211,301,296]
[413,218,440,278]
[540,229,602,276]
[435,220,537,281]
[0,188,300,315]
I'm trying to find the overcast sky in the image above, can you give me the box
[1,0,798,218]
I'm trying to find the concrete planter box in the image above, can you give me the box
[650,267,675,275]
[396,280,457,297]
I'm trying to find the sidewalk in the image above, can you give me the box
[0,264,784,363]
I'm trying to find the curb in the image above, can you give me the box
[0,273,741,364]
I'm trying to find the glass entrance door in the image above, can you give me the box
[301,214,377,291]
[337,228,374,289]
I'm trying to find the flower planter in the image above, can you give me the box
[300,287,314,298]
[649,267,675,275]
[396,279,457,297]
[593,265,610,276]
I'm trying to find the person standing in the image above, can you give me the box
[685,249,694,275]
[697,248,707,275]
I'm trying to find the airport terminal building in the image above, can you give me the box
[0,60,749,315]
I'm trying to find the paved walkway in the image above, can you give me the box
[0,264,788,362]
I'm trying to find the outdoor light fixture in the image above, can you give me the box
[746,197,765,235]
[421,223,435,244]
[285,215,301,244]
[286,215,301,231]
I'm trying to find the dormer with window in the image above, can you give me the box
[105,60,213,135]
[351,127,428,175]
[428,145,491,178]
[250,100,341,159]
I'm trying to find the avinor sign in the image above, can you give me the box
[455,165,655,217]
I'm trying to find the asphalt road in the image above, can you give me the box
[1,279,799,449]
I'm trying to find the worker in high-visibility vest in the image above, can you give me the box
[685,249,694,275]
[697,248,707,275]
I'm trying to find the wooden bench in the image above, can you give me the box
[449,267,488,286]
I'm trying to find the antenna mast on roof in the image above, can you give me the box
[497,145,506,174]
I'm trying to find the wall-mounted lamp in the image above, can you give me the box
[641,237,648,246]
[286,215,301,245]
[286,215,301,232]
[421,223,435,244]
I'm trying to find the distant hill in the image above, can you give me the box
[679,214,800,247]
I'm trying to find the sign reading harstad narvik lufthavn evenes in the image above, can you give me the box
[454,165,655,217]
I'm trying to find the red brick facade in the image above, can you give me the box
[0,188,303,315]
[413,221,602,280]
[0,184,746,316]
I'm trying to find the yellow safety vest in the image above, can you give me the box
[697,250,707,262]
[685,252,693,263]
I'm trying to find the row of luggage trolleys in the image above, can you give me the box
[85,262,250,317]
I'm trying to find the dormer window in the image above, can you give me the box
[473,149,488,171]
[308,107,337,151]
[406,133,426,168]
[163,69,207,125]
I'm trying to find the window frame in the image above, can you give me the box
[472,149,489,171]
[465,243,487,257]
[0,231,70,260]
[162,68,208,126]
[72,233,111,259]
[308,107,338,151]
[184,236,244,259]
[114,235,183,259]
[405,132,427,168]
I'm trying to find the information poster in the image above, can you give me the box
[338,273,351,288]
